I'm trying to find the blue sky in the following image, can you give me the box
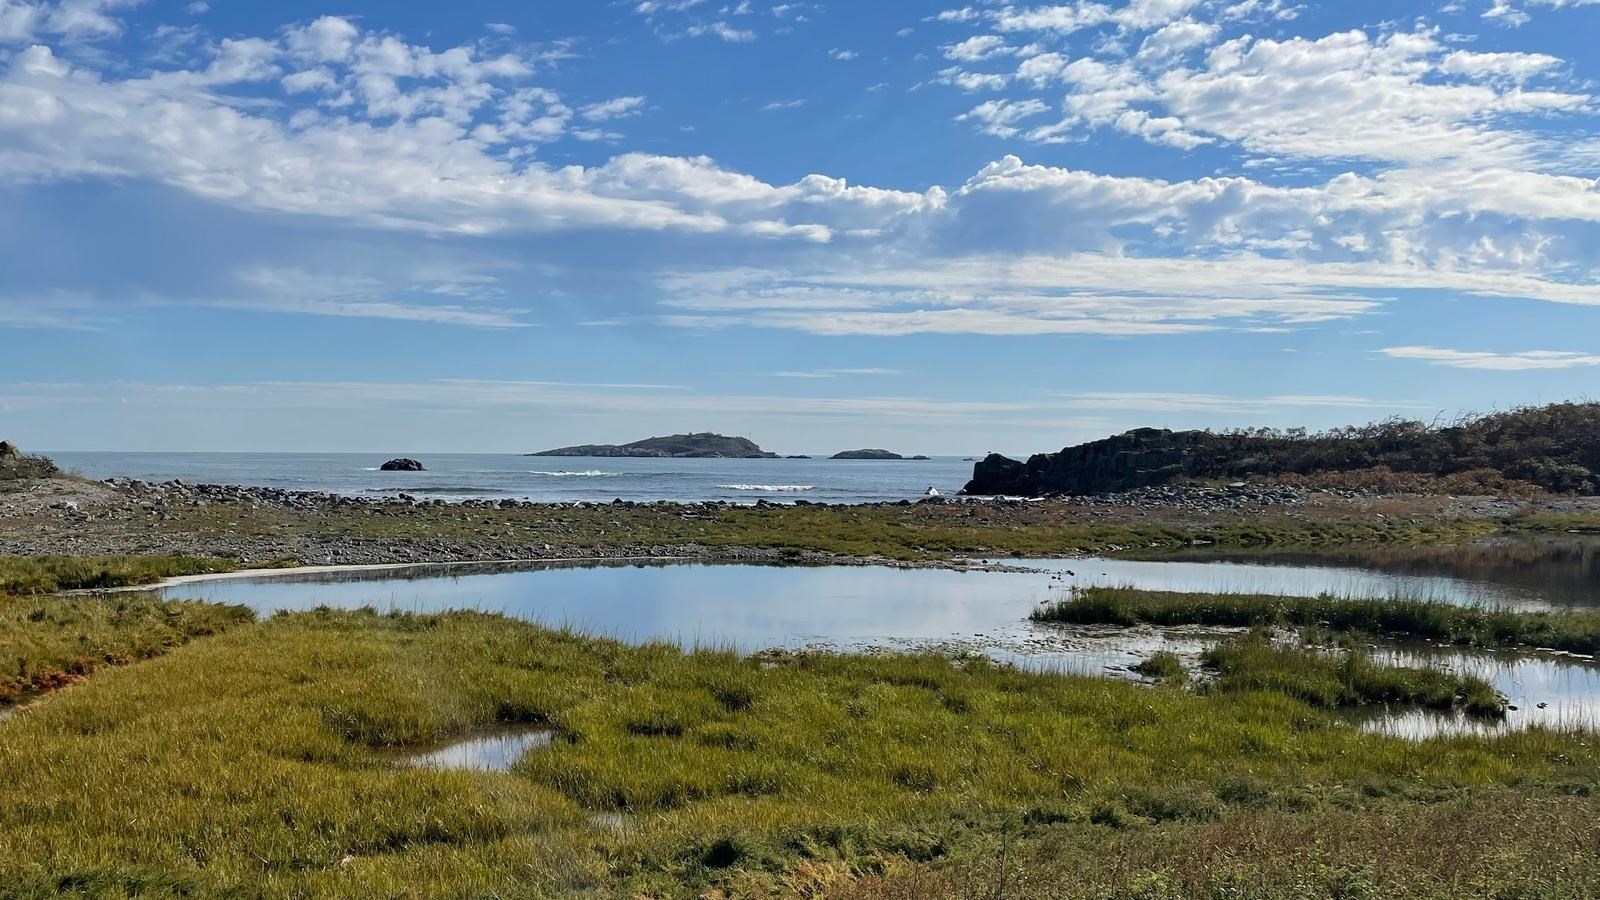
[2,0,1598,454]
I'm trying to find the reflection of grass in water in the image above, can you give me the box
[1203,631,1505,718]
[1036,587,1600,656]
[2,607,1597,896]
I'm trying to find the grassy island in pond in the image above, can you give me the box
[1035,587,1600,657]
[1,604,1597,898]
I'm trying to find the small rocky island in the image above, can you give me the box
[530,433,778,459]
[379,458,425,471]
[831,449,905,460]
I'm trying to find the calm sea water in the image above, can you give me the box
[45,452,976,504]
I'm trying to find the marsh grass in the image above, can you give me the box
[1201,632,1505,717]
[0,555,236,595]
[0,592,253,705]
[831,792,1600,899]
[1035,586,1600,656]
[1129,651,1187,683]
[0,607,1594,897]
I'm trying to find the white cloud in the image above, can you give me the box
[1381,346,1600,370]
[765,368,901,378]
[1151,29,1585,164]
[942,13,1589,167]
[935,66,1011,91]
[1113,109,1210,149]
[1438,48,1560,79]
[5,7,1600,345]
[1136,19,1218,59]
[0,40,944,242]
[683,20,755,41]
[636,0,707,13]
[828,47,857,60]
[988,0,1205,35]
[580,95,647,120]
[1054,392,1391,413]
[0,0,138,43]
[957,98,1049,137]
[944,34,1011,61]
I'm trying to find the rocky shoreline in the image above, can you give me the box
[1,473,1583,570]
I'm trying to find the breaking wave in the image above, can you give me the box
[528,470,618,477]
[718,484,816,492]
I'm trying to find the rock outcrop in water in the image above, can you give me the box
[530,433,778,459]
[962,428,1207,496]
[0,441,60,481]
[831,449,904,460]
[380,458,426,471]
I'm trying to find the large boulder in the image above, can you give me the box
[380,458,425,471]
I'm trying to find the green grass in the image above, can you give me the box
[0,607,1594,897]
[1129,651,1187,683]
[0,592,253,705]
[833,792,1600,899]
[1035,587,1600,656]
[0,555,237,595]
[1202,632,1505,717]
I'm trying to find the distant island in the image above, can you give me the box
[831,449,901,460]
[529,432,778,459]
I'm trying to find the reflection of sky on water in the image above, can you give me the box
[1358,646,1600,738]
[162,562,1070,652]
[1111,535,1600,610]
[401,729,553,772]
[997,556,1556,610]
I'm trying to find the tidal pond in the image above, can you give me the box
[154,538,1600,737]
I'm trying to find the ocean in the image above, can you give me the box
[44,452,981,505]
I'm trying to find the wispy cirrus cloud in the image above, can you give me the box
[763,368,901,378]
[1382,346,1600,370]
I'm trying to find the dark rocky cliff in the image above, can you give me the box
[962,402,1600,497]
[962,428,1209,496]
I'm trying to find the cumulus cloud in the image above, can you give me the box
[3,7,1600,342]
[0,36,944,242]
[0,0,137,43]
[933,0,1593,177]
